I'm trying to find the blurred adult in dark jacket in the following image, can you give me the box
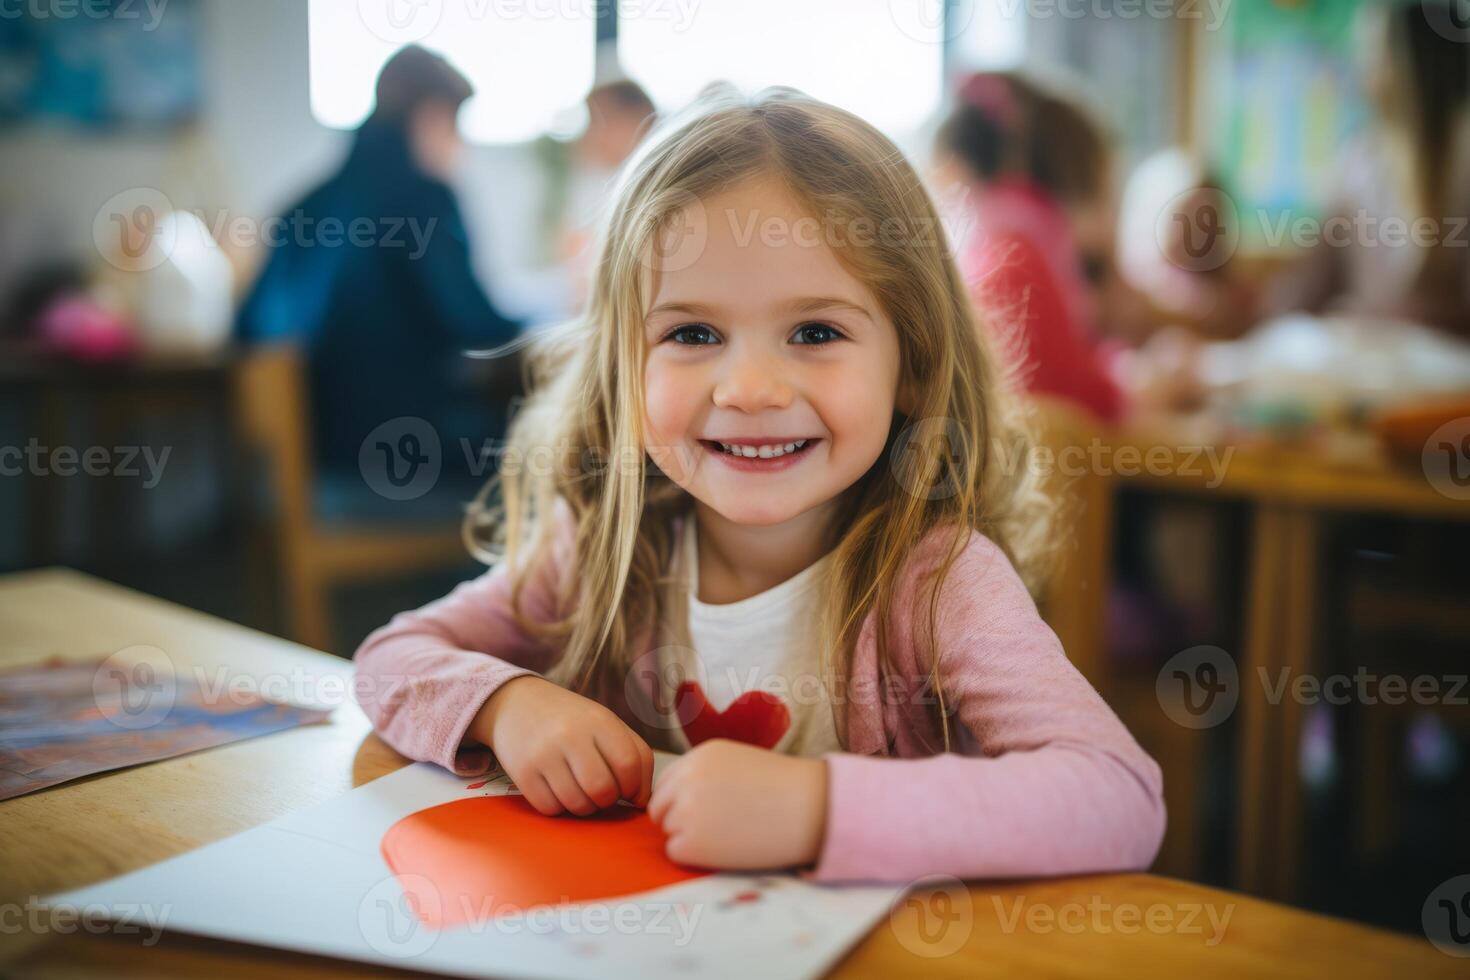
[237,46,522,517]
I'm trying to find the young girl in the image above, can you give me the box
[353,85,1166,883]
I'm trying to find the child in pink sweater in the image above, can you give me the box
[353,85,1166,884]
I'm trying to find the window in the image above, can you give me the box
[617,0,945,139]
[949,0,1027,71]
[307,0,595,144]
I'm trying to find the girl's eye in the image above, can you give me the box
[792,322,845,345]
[666,324,718,345]
[660,321,845,346]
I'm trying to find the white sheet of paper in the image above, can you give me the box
[44,752,907,979]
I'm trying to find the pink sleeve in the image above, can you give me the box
[351,496,577,776]
[806,532,1166,883]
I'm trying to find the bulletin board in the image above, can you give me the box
[0,0,201,130]
[1210,0,1370,247]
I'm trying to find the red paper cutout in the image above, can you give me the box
[381,795,710,929]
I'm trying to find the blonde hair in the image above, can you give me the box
[465,85,1053,753]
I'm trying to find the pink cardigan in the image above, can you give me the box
[352,496,1166,884]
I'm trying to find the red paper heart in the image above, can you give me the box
[675,680,790,749]
[381,795,709,930]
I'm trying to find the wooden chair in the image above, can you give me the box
[232,344,468,653]
[1028,395,1209,880]
[1029,394,1116,689]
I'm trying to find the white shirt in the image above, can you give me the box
[651,516,843,758]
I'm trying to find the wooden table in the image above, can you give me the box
[0,568,1457,978]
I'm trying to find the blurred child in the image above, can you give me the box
[1114,149,1263,345]
[934,71,1127,422]
[352,87,1165,881]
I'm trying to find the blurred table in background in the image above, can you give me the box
[0,340,518,654]
[1039,403,1470,905]
[0,342,248,573]
[0,568,1457,978]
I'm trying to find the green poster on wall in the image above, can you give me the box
[1213,0,1370,249]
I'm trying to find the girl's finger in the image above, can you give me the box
[567,740,622,809]
[635,738,656,808]
[592,730,645,805]
[543,758,598,816]
[646,778,675,827]
[520,771,563,816]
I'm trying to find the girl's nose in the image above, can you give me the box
[711,348,793,412]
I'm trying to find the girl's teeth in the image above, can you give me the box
[717,439,807,458]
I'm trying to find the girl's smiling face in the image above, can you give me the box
[641,174,904,527]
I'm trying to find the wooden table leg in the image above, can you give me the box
[1235,504,1288,897]
[1235,504,1320,903]
[1269,507,1321,901]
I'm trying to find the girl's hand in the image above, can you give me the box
[470,675,655,816]
[647,738,828,871]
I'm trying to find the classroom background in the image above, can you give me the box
[3,0,1469,946]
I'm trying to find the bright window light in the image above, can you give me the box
[950,0,1027,70]
[307,0,595,144]
[617,0,944,138]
